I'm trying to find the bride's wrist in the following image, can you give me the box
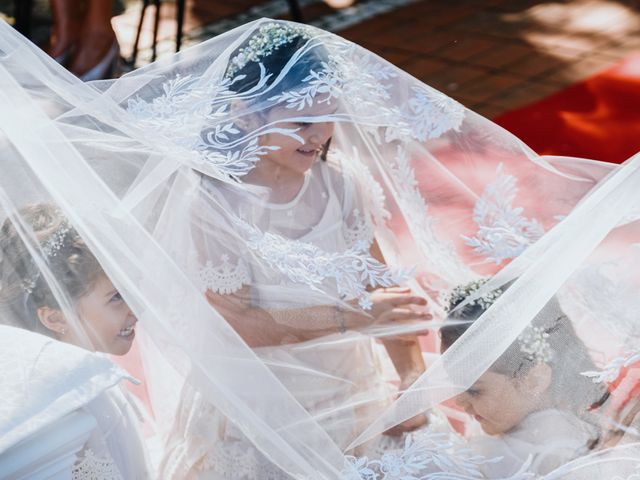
[345,312,373,331]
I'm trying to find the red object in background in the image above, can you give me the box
[495,54,640,164]
[608,361,640,414]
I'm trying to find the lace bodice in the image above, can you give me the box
[72,448,124,480]
[194,156,376,304]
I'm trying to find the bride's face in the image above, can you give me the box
[454,370,538,436]
[257,100,336,176]
[73,274,138,356]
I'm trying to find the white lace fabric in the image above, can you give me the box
[72,448,124,480]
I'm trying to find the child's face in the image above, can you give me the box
[74,274,138,356]
[454,370,538,435]
[257,100,336,175]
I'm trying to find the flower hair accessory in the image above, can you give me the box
[518,326,553,364]
[225,23,315,80]
[444,279,553,365]
[443,279,503,313]
[22,221,72,294]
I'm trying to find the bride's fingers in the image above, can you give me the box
[383,294,427,306]
[381,286,411,294]
[384,308,431,322]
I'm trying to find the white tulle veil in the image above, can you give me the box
[1,17,639,479]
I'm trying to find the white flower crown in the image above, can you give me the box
[444,279,553,365]
[225,23,315,80]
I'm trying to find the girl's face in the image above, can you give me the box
[257,101,336,175]
[454,370,539,435]
[73,274,138,356]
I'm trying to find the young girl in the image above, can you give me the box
[0,203,150,479]
[158,22,432,479]
[440,280,608,477]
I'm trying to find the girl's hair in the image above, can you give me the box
[440,281,609,416]
[225,26,328,99]
[221,26,333,164]
[0,204,103,335]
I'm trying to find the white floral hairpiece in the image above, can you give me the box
[225,23,314,80]
[518,326,553,365]
[445,279,553,365]
[22,221,72,294]
[443,279,502,313]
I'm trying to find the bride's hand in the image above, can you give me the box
[368,286,431,326]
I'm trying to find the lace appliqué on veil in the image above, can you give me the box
[463,164,544,265]
[582,352,640,384]
[266,37,464,143]
[234,217,412,309]
[197,254,250,294]
[72,449,124,480]
[198,441,288,480]
[388,145,472,284]
[345,209,375,249]
[126,74,290,179]
[342,431,535,480]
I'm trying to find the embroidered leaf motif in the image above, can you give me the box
[198,254,251,294]
[463,164,544,265]
[582,351,640,384]
[234,218,412,309]
[269,63,342,110]
[342,432,535,479]
[387,146,471,285]
[126,71,282,179]
[72,448,124,480]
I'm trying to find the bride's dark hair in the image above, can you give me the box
[225,25,329,100]
[440,282,609,419]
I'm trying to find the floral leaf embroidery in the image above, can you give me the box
[388,146,472,285]
[582,351,640,384]
[234,217,412,309]
[463,164,544,265]
[342,432,535,480]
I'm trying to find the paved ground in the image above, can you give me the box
[69,0,640,118]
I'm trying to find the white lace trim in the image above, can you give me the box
[127,73,296,180]
[355,161,391,228]
[345,209,375,249]
[342,431,535,480]
[198,441,288,479]
[72,448,124,480]
[127,35,465,181]
[388,145,472,284]
[463,163,545,265]
[234,216,412,309]
[197,254,250,294]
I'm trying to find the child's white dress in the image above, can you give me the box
[158,158,411,479]
[0,325,150,480]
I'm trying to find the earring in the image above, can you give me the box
[60,328,67,335]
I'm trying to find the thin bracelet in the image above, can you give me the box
[335,301,346,334]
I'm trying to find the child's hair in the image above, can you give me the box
[440,280,609,417]
[0,204,103,335]
[225,23,329,99]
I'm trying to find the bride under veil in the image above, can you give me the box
[1,16,639,479]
